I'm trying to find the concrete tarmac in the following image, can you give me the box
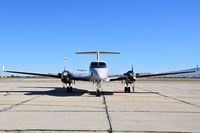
[0,78,200,133]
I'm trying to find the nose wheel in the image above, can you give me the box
[96,82,101,97]
[96,89,100,97]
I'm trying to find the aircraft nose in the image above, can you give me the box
[93,69,107,80]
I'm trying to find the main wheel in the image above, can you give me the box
[67,87,73,93]
[69,87,73,93]
[127,87,131,93]
[124,87,127,93]
[66,87,69,92]
[96,89,100,97]
[125,87,129,93]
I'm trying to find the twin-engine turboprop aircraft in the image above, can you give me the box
[5,51,196,96]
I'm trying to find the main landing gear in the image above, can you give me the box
[124,83,135,93]
[63,83,73,93]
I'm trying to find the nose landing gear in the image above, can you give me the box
[96,81,101,97]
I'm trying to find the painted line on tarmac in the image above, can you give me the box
[0,129,108,132]
[0,129,198,133]
[0,95,42,112]
[2,99,199,103]
[7,110,200,114]
[136,86,200,109]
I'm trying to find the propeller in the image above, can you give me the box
[64,57,67,71]
[124,65,134,76]
[131,64,134,74]
[123,64,136,82]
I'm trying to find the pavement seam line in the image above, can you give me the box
[0,95,42,112]
[101,88,113,133]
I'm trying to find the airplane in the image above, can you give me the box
[4,51,196,96]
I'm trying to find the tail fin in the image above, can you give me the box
[75,51,120,61]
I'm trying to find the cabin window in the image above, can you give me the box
[90,62,107,68]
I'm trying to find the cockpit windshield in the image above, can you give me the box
[90,62,107,68]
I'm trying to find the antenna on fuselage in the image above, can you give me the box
[75,51,120,61]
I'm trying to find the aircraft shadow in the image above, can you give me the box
[26,87,88,97]
[0,86,159,97]
[18,86,115,96]
[24,87,114,96]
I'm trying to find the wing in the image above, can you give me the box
[136,70,196,78]
[72,75,90,81]
[109,70,195,81]
[5,70,61,78]
[109,75,125,81]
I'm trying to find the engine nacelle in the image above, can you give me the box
[61,71,73,84]
[124,70,136,83]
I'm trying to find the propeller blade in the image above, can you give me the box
[131,64,133,73]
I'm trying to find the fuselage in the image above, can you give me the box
[89,61,108,82]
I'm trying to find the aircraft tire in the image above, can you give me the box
[66,87,69,93]
[124,87,128,93]
[66,87,73,93]
[69,87,73,93]
[96,89,100,97]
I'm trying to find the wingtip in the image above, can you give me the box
[2,65,5,72]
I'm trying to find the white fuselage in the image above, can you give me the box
[89,61,108,82]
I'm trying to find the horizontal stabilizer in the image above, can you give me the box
[75,51,120,54]
[75,51,120,61]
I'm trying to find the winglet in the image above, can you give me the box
[197,65,199,71]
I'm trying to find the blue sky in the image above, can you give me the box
[0,0,199,74]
